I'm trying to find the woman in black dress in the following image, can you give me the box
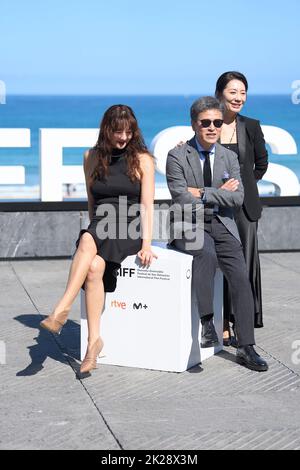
[40,105,157,373]
[215,71,269,345]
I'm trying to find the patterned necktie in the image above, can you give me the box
[201,151,212,187]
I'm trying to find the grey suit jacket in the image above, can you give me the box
[166,137,244,243]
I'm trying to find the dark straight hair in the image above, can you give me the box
[215,71,248,99]
[190,96,223,122]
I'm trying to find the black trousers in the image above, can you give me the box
[223,206,263,328]
[172,217,255,347]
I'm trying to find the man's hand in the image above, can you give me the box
[187,187,203,198]
[220,178,239,192]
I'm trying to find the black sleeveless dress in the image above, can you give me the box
[76,149,142,292]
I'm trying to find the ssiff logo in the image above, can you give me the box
[118,268,135,277]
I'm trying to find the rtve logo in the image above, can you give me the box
[111,300,126,309]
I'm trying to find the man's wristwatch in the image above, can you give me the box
[199,188,205,199]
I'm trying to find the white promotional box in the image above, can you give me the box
[81,245,223,372]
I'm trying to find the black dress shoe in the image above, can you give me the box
[223,336,232,347]
[230,325,238,348]
[236,345,268,372]
[223,324,238,348]
[223,335,238,347]
[230,336,238,348]
[201,318,219,348]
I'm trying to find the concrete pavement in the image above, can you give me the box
[0,253,300,450]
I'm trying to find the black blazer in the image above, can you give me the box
[236,114,268,221]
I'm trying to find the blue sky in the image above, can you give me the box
[0,0,299,94]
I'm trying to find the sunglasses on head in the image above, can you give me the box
[198,119,224,128]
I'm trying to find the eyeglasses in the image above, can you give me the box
[197,119,224,128]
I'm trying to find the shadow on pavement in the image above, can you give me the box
[14,314,81,377]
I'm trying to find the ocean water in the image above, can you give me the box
[0,95,299,198]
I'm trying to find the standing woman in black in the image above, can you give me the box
[215,71,268,344]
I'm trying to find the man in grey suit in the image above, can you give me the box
[166,96,268,372]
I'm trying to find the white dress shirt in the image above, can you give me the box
[194,139,218,212]
[195,138,215,179]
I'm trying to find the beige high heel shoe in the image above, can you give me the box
[80,337,104,374]
[40,309,70,334]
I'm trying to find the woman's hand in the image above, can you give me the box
[137,247,158,267]
[176,141,185,147]
[220,178,239,192]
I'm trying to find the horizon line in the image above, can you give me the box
[4,92,292,97]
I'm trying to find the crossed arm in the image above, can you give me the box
[167,150,244,208]
[188,178,239,197]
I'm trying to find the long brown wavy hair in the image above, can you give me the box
[91,104,148,182]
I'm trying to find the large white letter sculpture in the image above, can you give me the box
[0,129,30,184]
[0,124,299,200]
[150,125,299,198]
[39,129,98,201]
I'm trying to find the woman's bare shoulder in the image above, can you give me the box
[138,152,155,169]
[84,148,97,170]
